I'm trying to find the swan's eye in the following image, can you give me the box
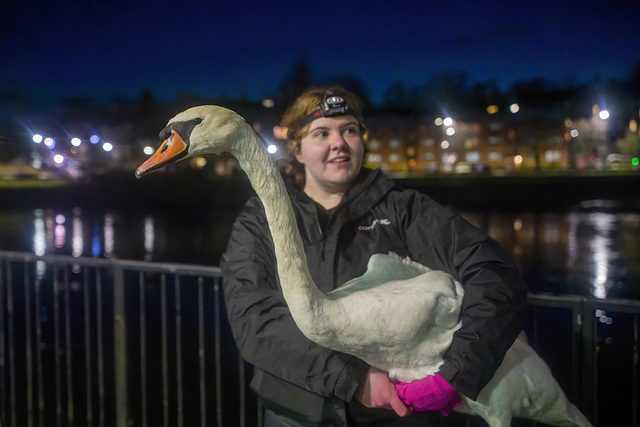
[193,118,203,125]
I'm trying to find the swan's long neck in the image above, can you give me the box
[230,125,331,335]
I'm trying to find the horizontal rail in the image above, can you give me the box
[0,250,222,276]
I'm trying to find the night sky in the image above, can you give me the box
[2,0,639,107]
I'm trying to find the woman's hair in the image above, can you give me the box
[278,85,369,189]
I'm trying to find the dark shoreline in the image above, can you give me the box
[2,171,640,214]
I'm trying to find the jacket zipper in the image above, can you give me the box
[318,224,326,262]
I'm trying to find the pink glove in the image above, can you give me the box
[395,374,462,416]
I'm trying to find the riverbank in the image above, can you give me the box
[2,169,639,213]
[399,171,640,212]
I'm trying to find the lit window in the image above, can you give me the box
[442,153,458,165]
[422,138,434,147]
[545,150,562,163]
[465,151,480,163]
[367,153,383,163]
[368,139,381,151]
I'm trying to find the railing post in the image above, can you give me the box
[581,297,597,425]
[571,303,583,407]
[113,265,128,427]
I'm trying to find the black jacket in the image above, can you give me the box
[221,168,527,425]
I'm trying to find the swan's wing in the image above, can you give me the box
[330,252,432,295]
[320,252,466,380]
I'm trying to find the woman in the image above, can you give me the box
[221,86,527,426]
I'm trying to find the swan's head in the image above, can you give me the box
[135,105,248,178]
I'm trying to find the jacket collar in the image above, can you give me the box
[287,168,396,221]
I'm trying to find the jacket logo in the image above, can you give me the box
[358,218,391,231]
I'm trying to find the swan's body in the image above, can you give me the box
[136,105,592,427]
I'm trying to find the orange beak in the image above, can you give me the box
[135,130,188,178]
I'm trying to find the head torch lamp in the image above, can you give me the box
[295,94,356,136]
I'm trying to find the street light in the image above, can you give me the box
[33,134,43,143]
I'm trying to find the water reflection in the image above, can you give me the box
[33,209,46,256]
[567,212,625,299]
[8,203,640,299]
[460,206,640,299]
[104,214,114,258]
[92,222,101,258]
[72,208,83,257]
[33,209,47,279]
[54,214,65,249]
[144,216,155,261]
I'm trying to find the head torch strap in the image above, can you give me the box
[294,94,356,136]
[295,108,325,135]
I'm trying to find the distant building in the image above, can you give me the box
[361,110,573,175]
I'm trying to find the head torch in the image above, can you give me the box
[295,94,356,136]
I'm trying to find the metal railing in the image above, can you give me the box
[1,250,639,427]
[0,251,258,427]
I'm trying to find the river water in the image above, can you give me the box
[1,197,639,300]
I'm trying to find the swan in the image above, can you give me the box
[135,105,592,427]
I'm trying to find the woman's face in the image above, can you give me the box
[296,115,364,197]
